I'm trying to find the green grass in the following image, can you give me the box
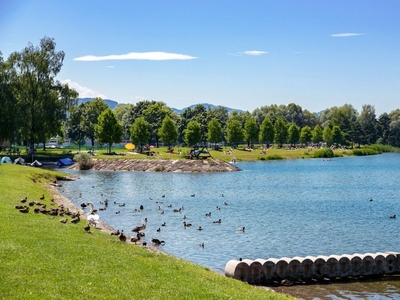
[0,164,294,300]
[8,143,397,164]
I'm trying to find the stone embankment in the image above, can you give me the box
[67,159,241,173]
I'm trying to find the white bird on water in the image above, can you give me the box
[86,202,100,227]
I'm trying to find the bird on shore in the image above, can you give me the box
[84,224,91,232]
[119,231,127,242]
[152,238,165,245]
[86,202,100,227]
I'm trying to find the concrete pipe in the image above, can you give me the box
[243,259,264,285]
[224,260,249,282]
[367,253,385,276]
[313,256,329,280]
[325,256,339,279]
[293,256,314,281]
[349,254,363,277]
[358,253,376,276]
[261,258,279,283]
[286,257,302,281]
[331,255,351,278]
[381,252,399,274]
[275,257,291,279]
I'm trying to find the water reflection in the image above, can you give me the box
[56,153,400,299]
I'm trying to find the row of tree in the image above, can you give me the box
[2,37,400,153]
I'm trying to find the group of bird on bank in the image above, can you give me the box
[14,189,246,249]
[15,194,80,224]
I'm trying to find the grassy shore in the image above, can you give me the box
[0,164,295,299]
[4,143,398,164]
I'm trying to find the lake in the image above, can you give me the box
[56,153,400,299]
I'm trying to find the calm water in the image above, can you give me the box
[56,154,400,299]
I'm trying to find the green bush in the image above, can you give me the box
[73,152,94,170]
[312,148,334,158]
[367,144,399,153]
[352,148,381,156]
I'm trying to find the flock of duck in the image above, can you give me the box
[76,191,247,248]
[15,194,81,224]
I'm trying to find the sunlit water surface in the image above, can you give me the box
[56,154,400,299]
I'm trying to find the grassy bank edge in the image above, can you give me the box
[0,164,295,300]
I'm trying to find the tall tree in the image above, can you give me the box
[6,37,77,157]
[226,119,244,148]
[376,113,391,145]
[66,103,86,152]
[207,106,228,134]
[259,117,274,148]
[358,104,377,145]
[332,126,344,145]
[207,118,222,147]
[95,108,123,154]
[158,115,178,150]
[287,123,300,147]
[130,117,150,152]
[323,126,333,145]
[82,97,109,146]
[312,125,323,144]
[300,126,312,146]
[283,103,304,127]
[0,52,19,144]
[274,117,287,148]
[184,120,202,147]
[243,117,259,147]
[142,102,172,147]
[114,103,133,140]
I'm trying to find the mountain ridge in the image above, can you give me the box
[78,98,243,114]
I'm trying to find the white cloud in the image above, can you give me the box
[331,33,364,37]
[106,66,115,68]
[62,79,107,98]
[244,50,268,56]
[228,50,268,57]
[73,51,197,61]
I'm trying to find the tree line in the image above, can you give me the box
[2,37,400,154]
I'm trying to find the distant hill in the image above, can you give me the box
[171,103,243,114]
[78,99,242,114]
[78,98,118,110]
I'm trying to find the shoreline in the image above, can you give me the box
[67,158,241,172]
[47,184,166,254]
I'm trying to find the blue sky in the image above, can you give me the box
[1,1,399,115]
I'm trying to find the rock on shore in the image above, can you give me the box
[67,159,241,172]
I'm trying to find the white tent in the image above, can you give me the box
[1,156,12,164]
[14,157,25,165]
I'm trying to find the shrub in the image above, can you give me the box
[312,148,334,158]
[352,148,381,156]
[367,144,399,153]
[73,152,94,170]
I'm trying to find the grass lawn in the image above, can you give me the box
[3,144,352,163]
[0,164,295,299]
